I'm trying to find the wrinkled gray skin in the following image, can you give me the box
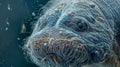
[25,0,120,67]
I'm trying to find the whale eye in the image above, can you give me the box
[62,19,88,32]
[77,22,84,29]
[75,20,88,32]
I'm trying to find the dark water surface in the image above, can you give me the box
[0,0,48,67]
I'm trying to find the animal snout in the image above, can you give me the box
[31,37,87,66]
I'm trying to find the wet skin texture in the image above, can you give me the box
[24,0,120,67]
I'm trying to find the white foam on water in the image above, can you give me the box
[5,27,8,31]
[8,4,12,11]
[6,21,10,25]
[32,12,36,16]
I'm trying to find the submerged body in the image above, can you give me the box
[24,0,120,67]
